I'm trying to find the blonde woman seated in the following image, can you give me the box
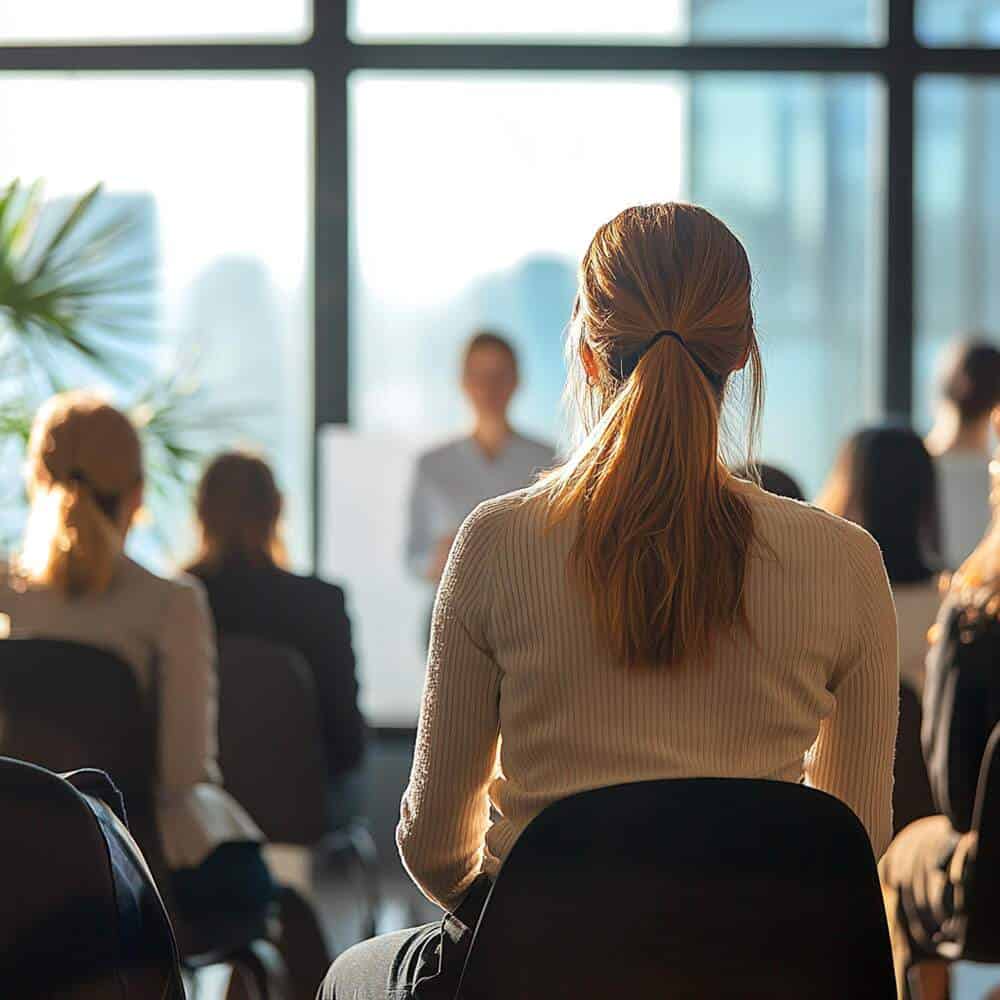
[320,203,899,999]
[0,393,270,923]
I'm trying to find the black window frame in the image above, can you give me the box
[0,0,997,563]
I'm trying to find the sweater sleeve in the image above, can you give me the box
[397,501,504,911]
[805,527,898,858]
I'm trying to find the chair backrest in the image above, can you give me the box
[894,683,936,834]
[217,634,327,844]
[0,757,184,998]
[962,723,1000,959]
[456,779,895,1000]
[0,639,155,816]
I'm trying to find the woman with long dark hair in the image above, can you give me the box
[320,203,898,999]
[818,426,943,694]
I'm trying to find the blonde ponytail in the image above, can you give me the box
[18,392,143,598]
[536,203,762,670]
[20,480,122,597]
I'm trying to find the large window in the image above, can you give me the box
[0,2,311,44]
[914,77,1000,430]
[3,1,997,724]
[349,0,884,44]
[334,70,882,721]
[0,73,313,568]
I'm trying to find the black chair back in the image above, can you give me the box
[456,779,895,1000]
[962,723,1000,960]
[0,639,155,818]
[0,757,183,998]
[893,683,936,834]
[217,635,327,844]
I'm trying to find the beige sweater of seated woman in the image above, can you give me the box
[396,482,899,911]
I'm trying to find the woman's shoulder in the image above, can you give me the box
[743,480,880,556]
[461,488,545,538]
[117,558,209,617]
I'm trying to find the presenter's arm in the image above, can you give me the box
[405,459,435,581]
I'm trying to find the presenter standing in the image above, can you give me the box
[406,331,556,588]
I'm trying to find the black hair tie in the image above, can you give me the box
[614,329,724,389]
[647,329,686,352]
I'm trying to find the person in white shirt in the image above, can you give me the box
[405,331,556,586]
[925,338,1000,569]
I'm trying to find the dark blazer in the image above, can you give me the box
[191,557,365,778]
[923,598,1000,832]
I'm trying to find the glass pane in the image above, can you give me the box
[917,0,1000,45]
[330,71,882,724]
[0,73,313,570]
[915,78,1000,430]
[0,0,310,44]
[350,0,883,44]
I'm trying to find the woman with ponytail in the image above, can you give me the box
[0,393,271,926]
[320,204,899,1000]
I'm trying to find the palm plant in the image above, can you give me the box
[0,179,238,555]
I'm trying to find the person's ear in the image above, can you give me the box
[991,405,1000,439]
[580,341,600,387]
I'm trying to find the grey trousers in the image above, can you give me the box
[318,876,492,1000]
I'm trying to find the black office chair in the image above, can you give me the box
[894,683,936,835]
[455,778,896,1000]
[217,635,380,939]
[0,757,184,998]
[0,638,288,999]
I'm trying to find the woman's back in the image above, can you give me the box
[0,556,203,692]
[398,481,897,907]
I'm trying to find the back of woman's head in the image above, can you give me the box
[190,451,283,572]
[19,392,142,597]
[938,338,1000,424]
[817,425,940,584]
[538,202,762,670]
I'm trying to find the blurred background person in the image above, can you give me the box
[925,338,1000,570]
[0,394,270,924]
[733,462,805,501]
[818,425,943,695]
[187,451,366,835]
[405,331,556,590]
[818,424,943,840]
[880,424,1000,999]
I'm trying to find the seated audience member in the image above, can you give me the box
[187,451,365,832]
[320,203,898,999]
[734,462,805,501]
[0,393,270,923]
[925,338,1000,569]
[880,467,1000,998]
[818,426,943,696]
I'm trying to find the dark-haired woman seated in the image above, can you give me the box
[319,203,899,999]
[818,425,943,698]
[187,451,366,832]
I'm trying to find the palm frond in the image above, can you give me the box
[0,180,155,382]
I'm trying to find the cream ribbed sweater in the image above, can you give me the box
[397,482,899,911]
